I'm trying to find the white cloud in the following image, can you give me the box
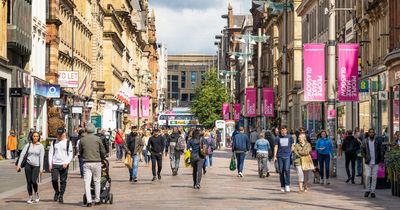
[150,0,251,54]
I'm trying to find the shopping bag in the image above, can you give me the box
[300,155,315,171]
[229,154,236,171]
[124,155,132,169]
[184,150,191,167]
[377,164,386,178]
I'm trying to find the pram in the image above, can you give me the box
[83,159,113,205]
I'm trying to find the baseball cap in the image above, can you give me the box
[57,127,65,135]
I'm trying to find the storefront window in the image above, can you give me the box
[393,86,400,133]
[359,101,370,132]
[33,95,45,133]
[337,105,346,130]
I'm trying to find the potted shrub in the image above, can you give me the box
[385,145,400,196]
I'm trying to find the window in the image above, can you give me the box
[191,71,196,85]
[7,0,12,24]
[171,75,178,99]
[46,0,50,19]
[190,93,195,101]
[181,93,188,101]
[45,45,50,73]
[181,71,186,88]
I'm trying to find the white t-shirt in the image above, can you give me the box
[368,139,375,165]
[48,138,73,166]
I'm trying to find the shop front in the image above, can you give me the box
[389,64,400,142]
[0,63,12,158]
[301,102,324,139]
[32,77,48,137]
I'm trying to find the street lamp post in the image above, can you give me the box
[280,0,289,128]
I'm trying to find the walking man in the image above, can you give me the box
[250,128,259,158]
[361,128,383,198]
[166,127,183,176]
[80,123,106,207]
[48,127,73,203]
[125,126,143,182]
[232,127,250,177]
[148,129,164,181]
[273,126,294,192]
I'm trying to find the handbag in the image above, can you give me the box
[124,154,133,169]
[18,143,31,168]
[300,155,315,171]
[184,150,191,167]
[229,154,237,171]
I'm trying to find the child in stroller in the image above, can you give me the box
[83,159,113,205]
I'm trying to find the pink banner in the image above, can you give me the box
[245,88,257,117]
[222,103,230,120]
[338,44,359,101]
[141,97,150,118]
[262,88,274,117]
[233,103,240,121]
[303,44,325,101]
[130,97,138,118]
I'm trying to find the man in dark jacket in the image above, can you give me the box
[166,127,181,176]
[232,127,250,177]
[80,123,106,207]
[342,130,360,184]
[361,128,383,198]
[125,126,143,182]
[148,129,164,181]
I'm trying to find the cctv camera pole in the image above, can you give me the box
[327,0,337,177]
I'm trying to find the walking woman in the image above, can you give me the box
[142,130,151,165]
[187,129,205,189]
[254,132,271,178]
[293,134,312,192]
[114,129,125,161]
[315,130,333,185]
[16,132,44,204]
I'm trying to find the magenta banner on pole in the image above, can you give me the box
[141,97,150,118]
[338,44,359,101]
[130,97,138,118]
[303,44,326,101]
[262,88,274,117]
[245,88,257,117]
[233,103,240,121]
[222,103,230,120]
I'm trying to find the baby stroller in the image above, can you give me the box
[83,159,113,205]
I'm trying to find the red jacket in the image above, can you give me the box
[114,132,124,145]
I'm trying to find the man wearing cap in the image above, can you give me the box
[48,127,73,203]
[147,129,164,181]
[80,123,106,207]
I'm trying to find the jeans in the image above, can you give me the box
[143,149,150,164]
[208,154,213,166]
[277,157,291,187]
[10,150,16,159]
[365,164,378,193]
[356,157,363,176]
[257,153,269,175]
[235,152,246,173]
[169,150,181,172]
[131,155,139,179]
[83,162,101,203]
[345,152,356,180]
[51,164,69,195]
[191,158,204,186]
[116,144,124,160]
[24,163,40,196]
[318,154,330,180]
[151,153,162,177]
[78,155,84,178]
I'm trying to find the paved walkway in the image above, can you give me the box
[0,150,399,209]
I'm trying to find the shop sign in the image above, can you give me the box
[215,120,225,129]
[47,84,60,98]
[233,103,241,121]
[378,91,388,100]
[263,88,274,117]
[71,106,83,114]
[62,107,70,114]
[91,115,102,128]
[85,101,94,108]
[327,109,336,120]
[222,103,230,120]
[141,97,150,118]
[358,80,369,92]
[371,81,380,92]
[130,97,138,118]
[9,88,22,97]
[58,71,79,88]
[53,99,63,107]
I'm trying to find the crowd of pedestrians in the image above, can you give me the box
[7,121,390,207]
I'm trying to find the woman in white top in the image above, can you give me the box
[142,130,151,165]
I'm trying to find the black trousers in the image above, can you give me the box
[51,164,69,195]
[25,163,40,196]
[151,154,162,177]
[191,158,204,186]
[345,152,357,181]
[251,143,256,158]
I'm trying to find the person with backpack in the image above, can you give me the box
[166,127,182,176]
[16,131,44,204]
[202,131,216,172]
[187,129,205,189]
[232,127,250,177]
[48,127,73,203]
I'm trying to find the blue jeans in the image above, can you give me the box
[143,149,150,164]
[277,157,291,187]
[78,155,84,177]
[208,154,213,166]
[318,154,330,179]
[130,155,139,180]
[116,144,124,160]
[356,157,363,176]
[235,152,246,173]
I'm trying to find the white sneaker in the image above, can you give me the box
[27,196,33,204]
[239,172,244,177]
[34,192,40,203]
[285,185,291,192]
[281,187,285,192]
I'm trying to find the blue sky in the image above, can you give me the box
[149,0,251,55]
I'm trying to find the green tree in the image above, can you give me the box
[190,68,230,128]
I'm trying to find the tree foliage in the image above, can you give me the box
[190,68,230,128]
